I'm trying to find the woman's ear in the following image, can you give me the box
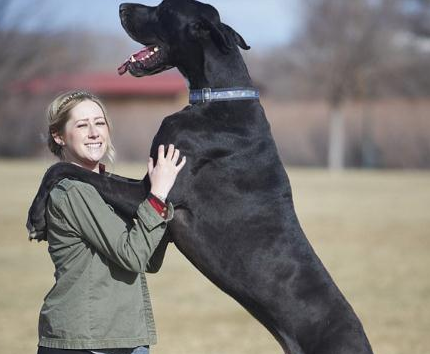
[52,133,65,146]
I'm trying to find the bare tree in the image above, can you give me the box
[0,1,93,156]
[245,0,430,168]
[402,0,430,37]
[287,0,400,169]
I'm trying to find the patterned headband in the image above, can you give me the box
[57,91,95,113]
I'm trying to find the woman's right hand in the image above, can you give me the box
[148,144,186,201]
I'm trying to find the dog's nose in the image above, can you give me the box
[119,3,129,15]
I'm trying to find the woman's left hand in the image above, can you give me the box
[148,144,186,201]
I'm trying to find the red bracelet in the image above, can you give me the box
[148,193,168,219]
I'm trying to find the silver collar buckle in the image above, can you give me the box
[202,88,212,102]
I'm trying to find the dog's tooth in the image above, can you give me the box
[130,55,136,63]
[150,51,154,55]
[145,55,150,59]
[154,47,159,52]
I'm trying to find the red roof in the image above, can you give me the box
[11,70,187,97]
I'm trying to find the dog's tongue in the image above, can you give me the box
[118,46,157,75]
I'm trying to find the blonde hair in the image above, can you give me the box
[47,90,116,164]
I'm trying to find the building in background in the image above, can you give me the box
[12,70,188,160]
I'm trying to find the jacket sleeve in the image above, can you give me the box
[52,180,173,273]
[145,235,170,273]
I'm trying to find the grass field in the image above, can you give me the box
[0,159,429,354]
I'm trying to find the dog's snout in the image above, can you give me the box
[119,3,130,15]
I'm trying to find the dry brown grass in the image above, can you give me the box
[0,160,429,354]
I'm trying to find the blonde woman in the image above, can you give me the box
[36,90,185,354]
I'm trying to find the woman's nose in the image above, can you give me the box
[88,123,99,138]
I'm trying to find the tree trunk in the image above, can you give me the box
[361,101,379,168]
[328,105,345,170]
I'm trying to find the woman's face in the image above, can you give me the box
[54,100,109,172]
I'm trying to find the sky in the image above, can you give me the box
[3,0,302,48]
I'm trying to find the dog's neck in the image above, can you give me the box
[178,46,253,90]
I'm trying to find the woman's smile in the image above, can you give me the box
[85,142,104,152]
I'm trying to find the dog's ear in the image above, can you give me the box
[188,19,250,53]
[189,19,234,54]
[222,24,251,51]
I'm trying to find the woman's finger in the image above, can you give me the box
[166,144,175,160]
[158,145,165,162]
[176,156,186,171]
[147,157,154,174]
[172,149,180,164]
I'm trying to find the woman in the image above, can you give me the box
[36,90,185,354]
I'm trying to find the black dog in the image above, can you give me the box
[28,1,373,353]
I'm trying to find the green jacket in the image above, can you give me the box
[38,178,173,350]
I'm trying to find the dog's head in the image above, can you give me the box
[118,0,250,77]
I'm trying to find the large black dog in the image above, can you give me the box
[28,1,373,353]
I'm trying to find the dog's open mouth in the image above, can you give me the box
[118,44,171,76]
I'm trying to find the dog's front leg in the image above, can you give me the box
[27,162,148,238]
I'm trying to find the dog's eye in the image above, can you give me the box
[190,22,205,32]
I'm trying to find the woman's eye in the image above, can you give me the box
[77,124,87,128]
[96,121,106,126]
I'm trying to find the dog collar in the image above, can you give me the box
[189,87,259,104]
